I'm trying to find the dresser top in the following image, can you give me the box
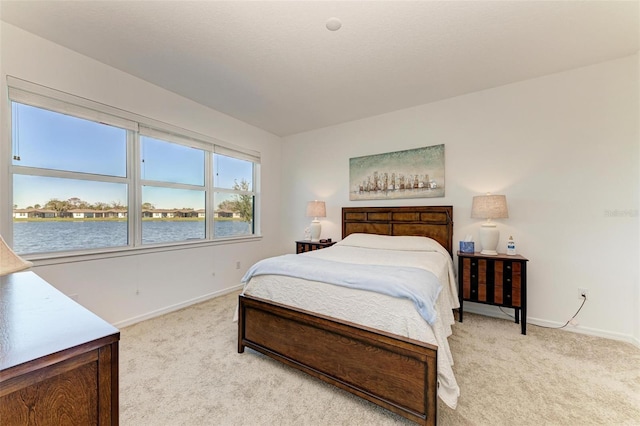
[457,251,529,261]
[0,271,119,373]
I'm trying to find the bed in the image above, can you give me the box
[237,206,458,425]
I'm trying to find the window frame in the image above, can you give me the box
[212,151,258,238]
[4,77,261,262]
[139,130,208,245]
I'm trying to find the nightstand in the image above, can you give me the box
[296,240,336,253]
[457,251,529,335]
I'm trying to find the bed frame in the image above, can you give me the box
[238,206,453,425]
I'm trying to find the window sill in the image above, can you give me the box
[26,235,263,267]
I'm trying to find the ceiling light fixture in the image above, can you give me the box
[326,17,342,31]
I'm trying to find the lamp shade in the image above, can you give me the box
[306,201,326,218]
[0,235,33,276]
[471,194,509,220]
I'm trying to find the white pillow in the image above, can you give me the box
[337,233,446,253]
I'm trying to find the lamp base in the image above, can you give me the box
[310,219,321,242]
[478,222,499,256]
[480,248,499,256]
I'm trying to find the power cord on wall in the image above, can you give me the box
[498,294,587,330]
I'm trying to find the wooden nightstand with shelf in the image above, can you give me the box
[296,240,336,254]
[457,251,529,334]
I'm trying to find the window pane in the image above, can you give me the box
[142,186,205,244]
[11,102,126,177]
[213,154,253,190]
[141,136,205,186]
[214,192,254,237]
[12,175,128,254]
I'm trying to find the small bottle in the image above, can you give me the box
[507,236,516,255]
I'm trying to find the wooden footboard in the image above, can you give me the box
[238,294,438,425]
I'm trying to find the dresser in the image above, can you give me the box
[295,240,336,253]
[0,272,120,425]
[457,251,529,334]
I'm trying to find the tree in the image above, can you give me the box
[233,179,253,223]
[44,198,68,213]
[67,197,83,208]
[217,199,238,212]
[142,202,155,210]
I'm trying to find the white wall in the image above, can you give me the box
[282,54,639,344]
[0,23,284,326]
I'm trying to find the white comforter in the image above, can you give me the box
[241,236,461,409]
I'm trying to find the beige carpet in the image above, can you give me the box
[120,292,640,425]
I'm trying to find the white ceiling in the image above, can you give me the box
[1,1,638,137]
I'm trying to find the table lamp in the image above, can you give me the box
[306,200,326,242]
[471,194,509,255]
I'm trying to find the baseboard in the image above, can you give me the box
[462,303,638,347]
[114,284,243,328]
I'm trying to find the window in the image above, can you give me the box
[13,175,129,253]
[7,79,260,256]
[140,134,206,244]
[213,153,256,238]
[12,103,127,176]
[11,103,130,254]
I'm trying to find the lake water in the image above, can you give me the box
[13,220,252,255]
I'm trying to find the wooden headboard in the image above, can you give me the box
[342,206,454,256]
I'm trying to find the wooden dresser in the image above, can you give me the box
[295,240,336,253]
[457,251,529,334]
[0,271,120,425]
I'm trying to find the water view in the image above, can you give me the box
[13,220,252,255]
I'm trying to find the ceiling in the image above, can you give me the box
[1,1,638,137]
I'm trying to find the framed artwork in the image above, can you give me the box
[349,144,445,201]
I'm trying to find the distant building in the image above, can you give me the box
[215,209,234,218]
[13,208,58,219]
[13,208,32,219]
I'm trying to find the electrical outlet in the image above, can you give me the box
[578,288,588,300]
[236,261,241,270]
